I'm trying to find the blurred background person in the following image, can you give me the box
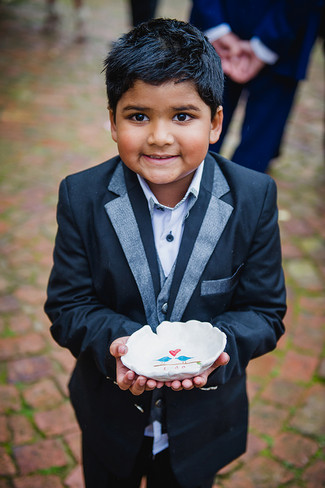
[190,0,324,173]
[129,0,159,27]
[43,0,87,42]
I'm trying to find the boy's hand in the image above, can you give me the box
[164,352,230,391]
[110,337,164,396]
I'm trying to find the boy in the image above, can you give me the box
[45,18,286,488]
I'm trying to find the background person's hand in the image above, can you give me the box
[225,41,265,83]
[213,35,265,83]
[212,32,241,60]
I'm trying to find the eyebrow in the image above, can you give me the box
[172,105,201,112]
[122,105,148,112]
[122,104,201,112]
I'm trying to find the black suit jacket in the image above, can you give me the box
[45,152,286,487]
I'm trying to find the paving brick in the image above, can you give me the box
[13,474,64,488]
[249,402,288,436]
[64,465,84,488]
[64,431,82,463]
[8,415,35,445]
[22,378,63,409]
[0,446,16,475]
[318,358,325,380]
[0,294,20,313]
[7,356,53,384]
[246,377,263,402]
[302,460,325,488]
[14,285,47,307]
[246,353,277,378]
[290,384,325,436]
[272,432,318,467]
[34,402,79,436]
[282,217,314,237]
[0,333,46,361]
[281,241,303,259]
[285,259,323,291]
[55,372,70,397]
[299,295,325,314]
[0,385,21,413]
[241,432,267,462]
[221,468,255,488]
[261,378,305,406]
[291,317,324,355]
[8,314,33,334]
[0,480,12,488]
[0,415,10,443]
[237,456,294,487]
[51,348,76,373]
[13,439,68,475]
[279,350,319,383]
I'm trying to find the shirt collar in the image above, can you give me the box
[137,160,204,214]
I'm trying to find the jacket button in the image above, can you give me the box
[161,303,168,314]
[155,398,163,407]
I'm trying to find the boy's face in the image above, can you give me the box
[109,80,223,203]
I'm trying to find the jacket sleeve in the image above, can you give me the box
[207,177,286,387]
[190,0,227,31]
[252,0,322,58]
[190,0,322,57]
[44,178,142,377]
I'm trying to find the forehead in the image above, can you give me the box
[117,79,207,110]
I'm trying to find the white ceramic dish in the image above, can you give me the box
[121,320,227,381]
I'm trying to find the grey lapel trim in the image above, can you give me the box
[104,162,157,327]
[170,162,233,321]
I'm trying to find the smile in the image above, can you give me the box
[143,154,178,162]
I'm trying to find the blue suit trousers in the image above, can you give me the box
[211,67,298,172]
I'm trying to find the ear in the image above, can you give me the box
[209,106,223,145]
[109,109,118,143]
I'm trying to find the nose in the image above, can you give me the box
[147,121,174,146]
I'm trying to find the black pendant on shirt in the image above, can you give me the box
[166,231,174,242]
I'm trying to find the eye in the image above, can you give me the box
[173,113,192,122]
[130,113,149,122]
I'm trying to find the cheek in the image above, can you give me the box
[181,131,210,157]
[115,130,140,157]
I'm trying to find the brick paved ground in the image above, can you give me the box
[0,1,324,487]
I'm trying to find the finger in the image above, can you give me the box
[129,376,147,396]
[117,369,136,390]
[181,378,194,390]
[170,380,182,391]
[110,337,129,357]
[145,378,160,390]
[193,375,206,388]
[216,352,230,367]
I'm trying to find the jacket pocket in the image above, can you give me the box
[201,263,244,296]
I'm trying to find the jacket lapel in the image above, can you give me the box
[104,161,158,327]
[169,154,234,321]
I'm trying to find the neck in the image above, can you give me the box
[146,174,194,207]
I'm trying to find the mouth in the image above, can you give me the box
[142,154,178,163]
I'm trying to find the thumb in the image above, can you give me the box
[109,337,129,358]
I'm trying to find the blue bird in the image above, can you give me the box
[177,356,193,362]
[156,356,172,362]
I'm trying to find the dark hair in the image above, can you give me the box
[103,18,224,119]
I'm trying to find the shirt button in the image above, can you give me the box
[161,302,168,314]
[166,232,174,242]
[155,398,163,408]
